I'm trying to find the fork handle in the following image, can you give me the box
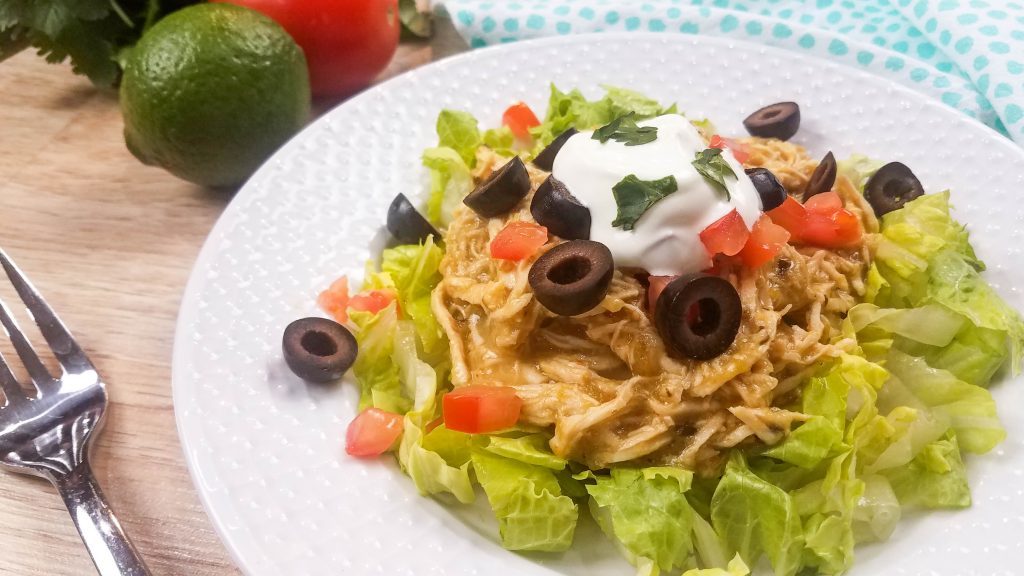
[54,462,152,576]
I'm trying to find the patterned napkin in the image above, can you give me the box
[438,0,1024,145]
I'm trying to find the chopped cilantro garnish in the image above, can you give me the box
[611,174,679,231]
[592,113,658,146]
[692,148,737,199]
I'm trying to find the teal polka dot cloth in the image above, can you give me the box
[440,0,1024,144]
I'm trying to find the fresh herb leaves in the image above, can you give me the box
[611,174,678,231]
[692,148,737,199]
[592,113,658,146]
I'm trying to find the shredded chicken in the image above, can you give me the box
[431,137,870,476]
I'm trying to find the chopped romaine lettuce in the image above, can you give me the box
[883,432,971,508]
[481,434,567,470]
[349,305,408,414]
[681,554,750,576]
[398,418,476,503]
[587,467,698,574]
[836,154,883,191]
[435,109,481,166]
[710,454,803,576]
[470,448,578,551]
[422,146,473,227]
[380,238,446,359]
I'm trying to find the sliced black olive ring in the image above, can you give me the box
[655,274,742,361]
[864,162,924,217]
[463,155,531,218]
[532,128,578,172]
[744,167,788,211]
[743,102,801,141]
[282,317,358,383]
[528,240,614,316]
[804,151,837,200]
[531,175,591,240]
[387,193,440,245]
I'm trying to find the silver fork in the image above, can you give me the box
[0,249,150,575]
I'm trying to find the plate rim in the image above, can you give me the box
[171,31,1024,575]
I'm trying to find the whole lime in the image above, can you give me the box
[120,3,310,187]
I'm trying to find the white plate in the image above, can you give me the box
[173,33,1024,576]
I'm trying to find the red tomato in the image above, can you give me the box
[502,102,541,140]
[490,221,549,261]
[700,210,750,257]
[709,134,751,164]
[803,210,862,248]
[317,276,350,323]
[738,215,791,268]
[346,408,404,457]
[348,289,396,315]
[804,191,843,215]
[443,385,522,434]
[647,275,676,311]
[214,0,400,98]
[766,196,807,242]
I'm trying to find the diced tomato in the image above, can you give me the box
[803,210,862,248]
[700,210,750,257]
[647,275,676,311]
[709,134,750,164]
[317,276,350,323]
[502,102,541,141]
[345,408,404,457]
[767,196,807,242]
[443,385,522,434]
[738,215,791,268]
[490,221,549,261]
[804,191,843,215]
[348,289,396,315]
[767,194,862,248]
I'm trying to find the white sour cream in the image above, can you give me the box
[551,114,762,276]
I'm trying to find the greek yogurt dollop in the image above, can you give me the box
[551,114,762,276]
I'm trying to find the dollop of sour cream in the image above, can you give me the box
[551,114,762,276]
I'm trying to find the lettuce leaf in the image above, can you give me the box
[422,146,473,227]
[681,554,750,576]
[530,84,674,150]
[883,432,971,508]
[470,448,578,551]
[851,475,901,543]
[349,305,408,413]
[880,350,1005,454]
[836,154,883,191]
[380,238,446,359]
[398,418,476,503]
[710,454,803,576]
[587,467,698,573]
[482,125,515,157]
[481,434,567,470]
[870,192,1024,379]
[436,109,481,166]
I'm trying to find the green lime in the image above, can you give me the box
[121,3,310,187]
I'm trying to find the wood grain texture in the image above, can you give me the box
[0,30,457,574]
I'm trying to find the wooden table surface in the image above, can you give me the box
[0,30,457,575]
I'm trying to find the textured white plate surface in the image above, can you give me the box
[173,34,1024,576]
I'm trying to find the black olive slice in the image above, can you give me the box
[742,102,801,141]
[744,167,788,211]
[463,156,531,218]
[655,274,742,361]
[804,151,837,200]
[864,162,925,217]
[387,193,440,245]
[528,240,614,316]
[533,128,578,172]
[282,317,357,383]
[530,175,591,240]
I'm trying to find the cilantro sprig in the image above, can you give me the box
[692,148,737,199]
[0,0,201,87]
[592,113,658,146]
[611,174,679,231]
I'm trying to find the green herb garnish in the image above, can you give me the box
[611,175,679,231]
[592,113,658,146]
[692,148,737,199]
